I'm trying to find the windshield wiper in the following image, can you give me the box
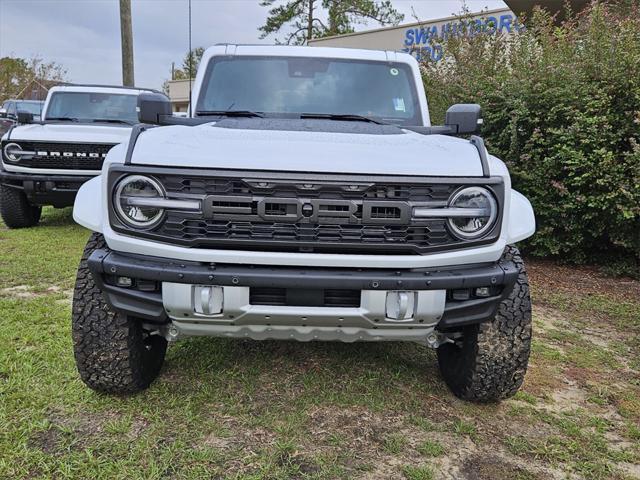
[46,116,79,122]
[92,118,135,125]
[196,110,265,118]
[300,113,387,125]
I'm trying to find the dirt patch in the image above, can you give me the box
[459,454,540,480]
[527,259,640,303]
[28,427,65,454]
[307,405,400,449]
[201,412,277,454]
[0,285,68,299]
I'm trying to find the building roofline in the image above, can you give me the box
[308,7,512,43]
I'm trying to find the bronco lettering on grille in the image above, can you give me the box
[202,195,411,225]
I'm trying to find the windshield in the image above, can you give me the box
[16,101,43,116]
[45,92,138,123]
[196,56,422,125]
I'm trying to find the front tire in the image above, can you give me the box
[437,245,532,402]
[72,232,167,394]
[0,184,41,228]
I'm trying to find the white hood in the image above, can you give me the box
[130,123,485,177]
[6,123,132,144]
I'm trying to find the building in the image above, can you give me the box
[167,78,194,113]
[167,79,194,112]
[308,0,589,59]
[12,78,67,101]
[308,7,519,62]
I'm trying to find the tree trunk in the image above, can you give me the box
[307,0,314,43]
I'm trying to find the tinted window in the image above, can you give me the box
[46,92,138,123]
[197,56,421,125]
[15,101,43,115]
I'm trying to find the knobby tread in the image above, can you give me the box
[437,245,532,402]
[72,232,166,394]
[0,184,41,228]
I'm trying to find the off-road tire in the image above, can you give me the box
[437,245,532,402]
[72,232,167,394]
[0,184,41,228]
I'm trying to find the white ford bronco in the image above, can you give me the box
[0,85,161,228]
[72,45,535,402]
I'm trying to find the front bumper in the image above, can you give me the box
[87,248,519,343]
[0,170,94,207]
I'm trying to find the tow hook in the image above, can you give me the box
[426,332,454,348]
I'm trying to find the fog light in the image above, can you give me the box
[474,287,491,298]
[451,289,471,301]
[386,291,417,321]
[193,286,223,315]
[116,276,133,287]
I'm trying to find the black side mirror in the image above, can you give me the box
[138,92,172,124]
[17,111,34,124]
[445,104,482,134]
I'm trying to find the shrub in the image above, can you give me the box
[421,2,640,275]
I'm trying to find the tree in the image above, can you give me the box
[0,56,67,103]
[173,47,205,80]
[258,0,404,45]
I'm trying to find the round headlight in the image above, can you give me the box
[3,143,22,162]
[114,175,165,229]
[447,187,497,239]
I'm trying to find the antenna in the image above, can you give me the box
[188,0,192,117]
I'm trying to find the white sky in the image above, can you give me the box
[0,0,507,89]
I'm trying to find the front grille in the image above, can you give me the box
[250,287,361,307]
[9,142,114,170]
[109,170,503,255]
[159,215,453,254]
[157,175,454,202]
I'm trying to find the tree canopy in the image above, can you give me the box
[0,56,67,103]
[258,0,404,45]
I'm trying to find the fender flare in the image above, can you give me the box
[506,189,535,244]
[73,175,103,233]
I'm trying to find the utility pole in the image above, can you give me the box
[119,0,135,86]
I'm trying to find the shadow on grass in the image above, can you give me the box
[160,337,446,411]
[38,207,76,227]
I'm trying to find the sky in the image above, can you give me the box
[0,0,507,90]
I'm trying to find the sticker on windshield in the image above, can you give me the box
[393,97,406,112]
[390,68,399,76]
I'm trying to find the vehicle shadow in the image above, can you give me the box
[161,336,447,405]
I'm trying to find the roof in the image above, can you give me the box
[49,84,163,95]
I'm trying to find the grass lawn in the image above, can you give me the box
[1,208,639,479]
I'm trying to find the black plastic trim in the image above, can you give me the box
[87,248,518,327]
[469,135,490,177]
[124,124,156,165]
[89,248,516,290]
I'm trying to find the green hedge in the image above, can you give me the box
[422,3,640,275]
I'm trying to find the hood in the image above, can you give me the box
[130,120,485,177]
[6,123,132,144]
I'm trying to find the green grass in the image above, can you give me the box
[1,208,639,479]
[402,465,434,480]
[416,440,444,457]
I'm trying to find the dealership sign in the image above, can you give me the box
[308,8,522,62]
[403,12,524,61]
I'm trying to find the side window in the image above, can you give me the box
[8,102,16,116]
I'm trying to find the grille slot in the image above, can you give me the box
[10,142,114,170]
[249,287,361,307]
